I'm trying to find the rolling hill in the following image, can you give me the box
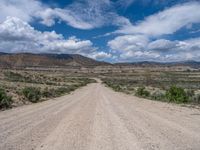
[0,53,110,68]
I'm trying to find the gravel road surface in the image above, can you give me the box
[0,82,200,150]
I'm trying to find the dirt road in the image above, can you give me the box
[0,82,200,150]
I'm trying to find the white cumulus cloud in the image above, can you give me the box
[108,35,149,52]
[0,17,98,56]
[0,0,131,30]
[90,51,112,60]
[107,1,200,62]
[116,2,200,36]
[108,35,200,62]
[0,0,44,23]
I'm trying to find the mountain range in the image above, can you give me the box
[0,53,109,68]
[0,53,200,69]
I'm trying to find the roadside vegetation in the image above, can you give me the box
[0,88,12,109]
[0,70,96,110]
[135,87,150,98]
[102,70,200,105]
[22,87,41,103]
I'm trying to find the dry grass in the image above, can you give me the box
[102,70,200,104]
[0,69,96,109]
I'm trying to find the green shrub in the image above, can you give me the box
[136,87,150,98]
[186,89,195,98]
[54,87,70,96]
[0,88,12,109]
[195,94,200,104]
[42,86,76,98]
[4,71,32,82]
[112,85,123,91]
[189,94,200,104]
[186,89,196,103]
[166,86,188,103]
[103,80,123,92]
[151,90,166,101]
[42,87,53,98]
[22,87,41,103]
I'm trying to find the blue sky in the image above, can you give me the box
[0,0,200,62]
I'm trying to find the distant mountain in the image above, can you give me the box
[176,61,200,68]
[115,61,200,69]
[0,53,110,68]
[0,53,199,69]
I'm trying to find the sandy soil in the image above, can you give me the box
[0,82,200,150]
